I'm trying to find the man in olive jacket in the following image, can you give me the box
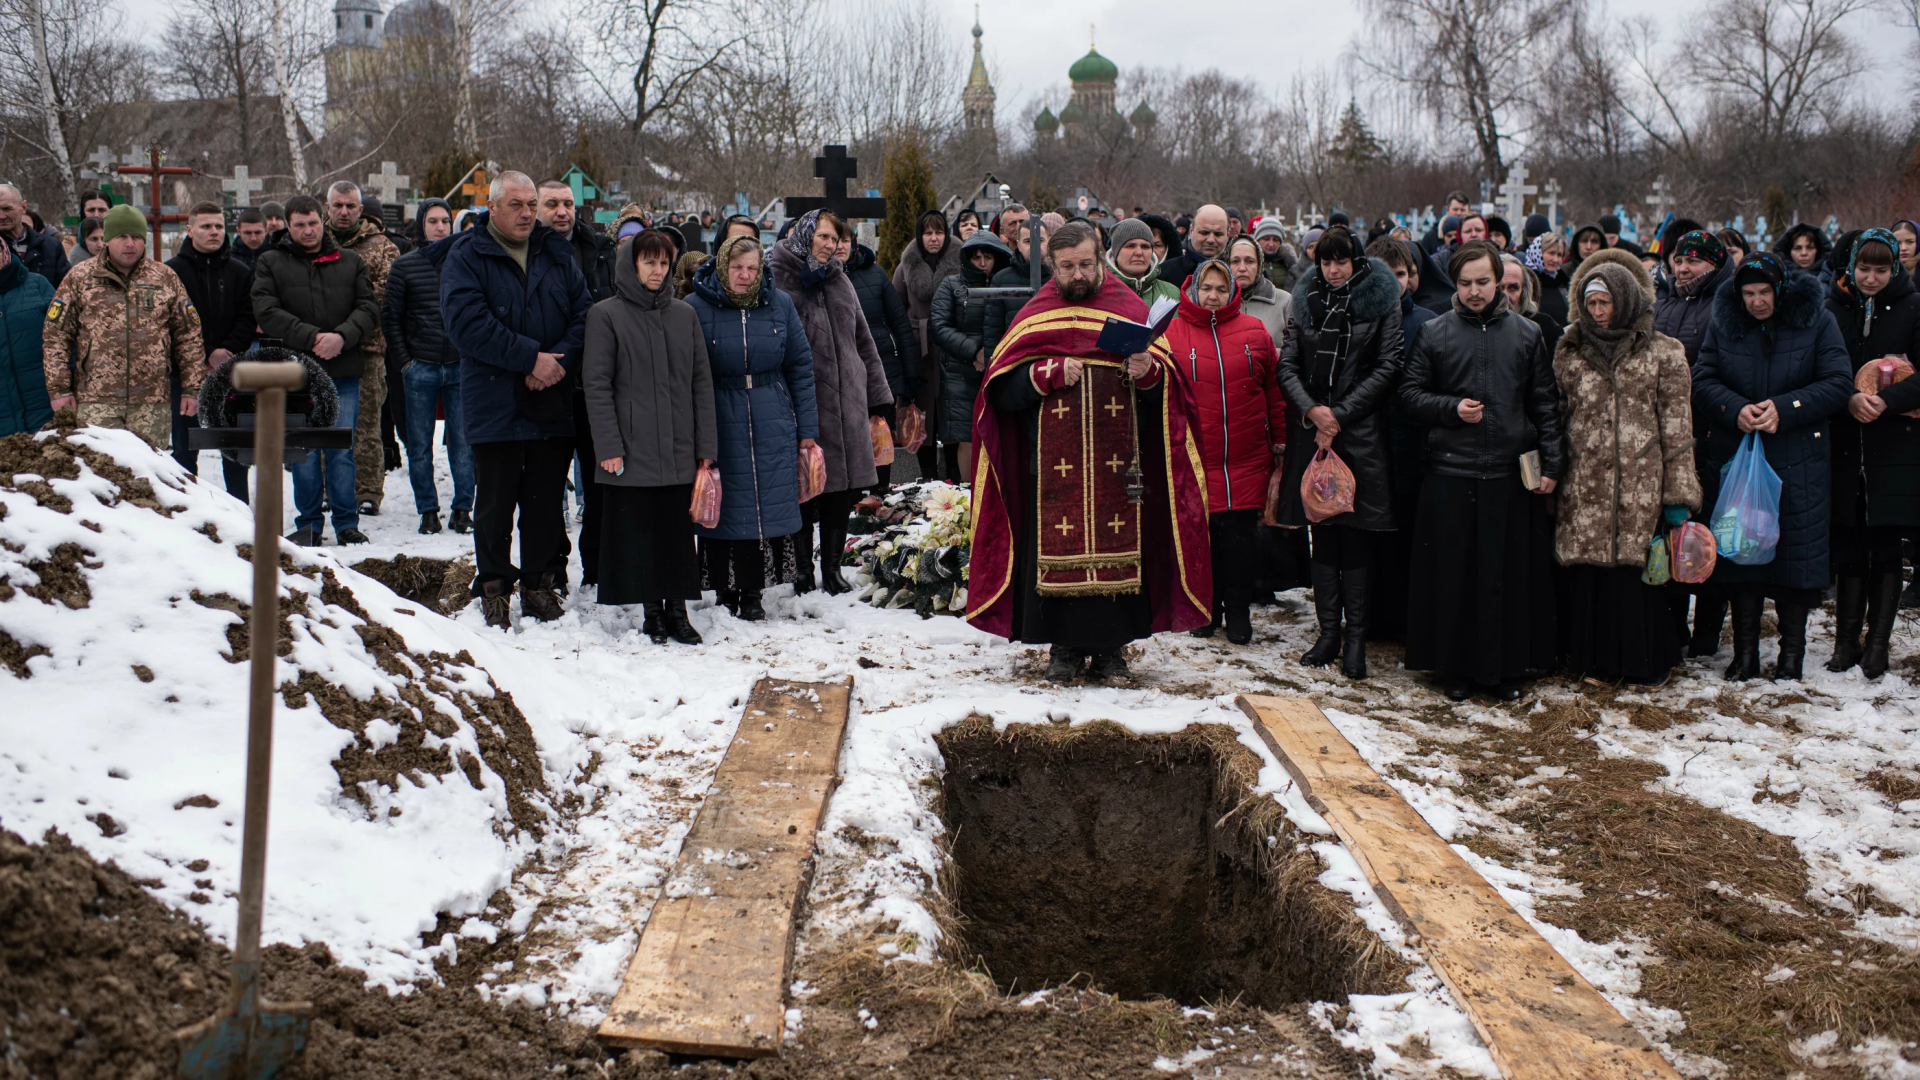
[251,193,379,546]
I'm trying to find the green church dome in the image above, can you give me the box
[1068,47,1118,84]
[1033,105,1058,131]
[1129,98,1156,125]
[1057,99,1086,124]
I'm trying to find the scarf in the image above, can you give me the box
[711,234,763,309]
[487,219,528,273]
[1522,235,1547,272]
[780,209,842,289]
[1575,262,1648,369]
[1307,259,1368,399]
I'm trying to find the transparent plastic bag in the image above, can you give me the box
[1300,448,1356,523]
[1641,534,1671,585]
[1261,467,1285,527]
[1669,520,1718,584]
[896,404,928,454]
[798,443,827,503]
[1853,355,1920,418]
[870,415,895,466]
[1709,431,1781,565]
[690,463,722,529]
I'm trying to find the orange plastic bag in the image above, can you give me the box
[896,404,928,454]
[1300,448,1356,523]
[870,416,895,466]
[690,463,722,528]
[1669,520,1718,584]
[798,443,827,503]
[1261,467,1285,526]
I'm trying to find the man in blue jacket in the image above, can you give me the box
[440,170,591,629]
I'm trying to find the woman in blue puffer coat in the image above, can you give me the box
[1693,252,1852,682]
[686,234,819,620]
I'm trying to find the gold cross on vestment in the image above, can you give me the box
[1054,517,1075,536]
[1051,399,1072,420]
[1037,358,1058,380]
[1108,514,1126,534]
[1053,458,1074,477]
[1105,396,1125,417]
[1105,455,1125,473]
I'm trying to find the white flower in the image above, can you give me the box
[924,486,966,517]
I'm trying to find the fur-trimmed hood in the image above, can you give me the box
[1572,247,1656,302]
[197,345,340,429]
[1288,256,1401,324]
[1712,267,1828,339]
[1772,223,1834,266]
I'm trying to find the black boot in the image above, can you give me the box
[449,508,473,534]
[521,573,564,622]
[1860,571,1903,679]
[1689,595,1727,658]
[1224,602,1253,645]
[480,579,512,629]
[1046,645,1084,683]
[1826,575,1868,672]
[1725,593,1763,681]
[1190,599,1222,638]
[640,603,669,643]
[1301,563,1343,667]
[793,527,817,595]
[419,511,442,535]
[663,600,703,645]
[1773,601,1808,681]
[738,591,767,622]
[820,518,851,595]
[1340,567,1369,680]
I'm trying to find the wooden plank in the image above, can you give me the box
[1237,695,1681,1080]
[597,677,852,1059]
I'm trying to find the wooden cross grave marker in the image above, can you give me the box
[117,144,192,255]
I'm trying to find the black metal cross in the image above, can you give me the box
[784,145,887,220]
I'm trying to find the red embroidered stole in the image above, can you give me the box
[1033,359,1141,596]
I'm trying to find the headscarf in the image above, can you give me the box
[1521,234,1548,272]
[1670,230,1727,269]
[779,209,842,288]
[1576,261,1650,367]
[713,233,764,309]
[1844,228,1904,335]
[1306,257,1371,399]
[1733,251,1786,294]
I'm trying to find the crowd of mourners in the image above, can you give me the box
[4,173,1917,700]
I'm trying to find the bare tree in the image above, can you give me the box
[0,0,152,211]
[1354,0,1565,176]
[159,0,273,163]
[824,0,961,144]
[1690,0,1872,146]
[585,0,744,139]
[23,0,77,218]
[269,0,313,185]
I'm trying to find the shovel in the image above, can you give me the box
[177,361,314,1079]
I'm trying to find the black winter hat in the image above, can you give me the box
[1598,214,1623,234]
[1523,213,1551,241]
[1734,251,1786,292]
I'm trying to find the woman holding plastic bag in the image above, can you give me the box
[1693,252,1853,680]
[583,230,719,644]
[1398,241,1566,701]
[1552,249,1702,688]
[1825,230,1920,677]
[686,235,820,621]
[1275,225,1406,678]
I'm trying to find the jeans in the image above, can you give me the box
[292,376,359,534]
[402,362,473,514]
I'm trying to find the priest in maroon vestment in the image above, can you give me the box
[966,220,1212,682]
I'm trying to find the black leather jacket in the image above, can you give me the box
[1398,295,1566,481]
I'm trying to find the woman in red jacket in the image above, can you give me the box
[1167,259,1287,643]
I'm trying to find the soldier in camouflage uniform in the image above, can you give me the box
[328,182,400,514]
[43,204,205,449]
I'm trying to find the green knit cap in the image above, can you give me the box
[102,204,147,244]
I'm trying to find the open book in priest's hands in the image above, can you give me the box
[1095,295,1180,356]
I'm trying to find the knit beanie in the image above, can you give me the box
[1253,218,1286,242]
[1523,213,1551,241]
[1598,214,1622,234]
[1733,252,1786,292]
[1107,217,1155,251]
[1302,227,1325,249]
[102,204,146,244]
[1670,230,1727,269]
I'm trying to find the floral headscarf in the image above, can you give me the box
[1522,234,1547,272]
[779,209,843,288]
[713,234,764,309]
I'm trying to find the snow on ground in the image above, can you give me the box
[10,431,1920,1078]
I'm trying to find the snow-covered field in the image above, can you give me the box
[5,428,1918,1078]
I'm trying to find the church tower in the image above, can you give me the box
[1066,27,1119,128]
[962,7,997,147]
[324,0,384,142]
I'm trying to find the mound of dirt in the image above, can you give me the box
[351,553,474,615]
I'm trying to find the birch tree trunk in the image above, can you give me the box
[271,0,308,187]
[453,0,478,150]
[25,0,77,220]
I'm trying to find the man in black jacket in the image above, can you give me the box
[167,201,257,496]
[0,184,69,288]
[231,208,270,273]
[383,198,471,536]
[1158,204,1231,290]
[536,178,618,584]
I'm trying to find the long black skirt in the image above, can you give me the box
[1560,566,1682,684]
[598,483,701,606]
[1404,475,1556,686]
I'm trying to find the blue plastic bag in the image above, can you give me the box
[1709,431,1781,565]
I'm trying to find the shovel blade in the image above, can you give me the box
[176,999,313,1080]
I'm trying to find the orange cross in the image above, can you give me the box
[1051,399,1072,420]
[1053,458,1074,477]
[1054,517,1075,536]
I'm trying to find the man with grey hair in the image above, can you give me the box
[440,169,592,628]
[1158,204,1231,292]
[327,179,402,514]
[0,183,69,287]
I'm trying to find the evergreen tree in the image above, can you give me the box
[1330,99,1382,169]
[879,137,939,275]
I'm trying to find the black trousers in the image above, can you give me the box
[1308,522,1376,570]
[573,392,606,584]
[802,488,861,532]
[1209,508,1259,608]
[1832,521,1906,575]
[704,537,768,596]
[471,437,574,592]
[598,482,700,605]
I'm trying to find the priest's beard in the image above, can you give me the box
[1057,267,1103,302]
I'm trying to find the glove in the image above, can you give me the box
[1662,505,1691,527]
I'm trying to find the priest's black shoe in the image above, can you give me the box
[1045,646,1083,683]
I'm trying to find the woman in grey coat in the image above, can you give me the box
[767,210,892,594]
[583,230,718,643]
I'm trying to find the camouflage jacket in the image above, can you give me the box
[337,218,398,356]
[42,256,205,405]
